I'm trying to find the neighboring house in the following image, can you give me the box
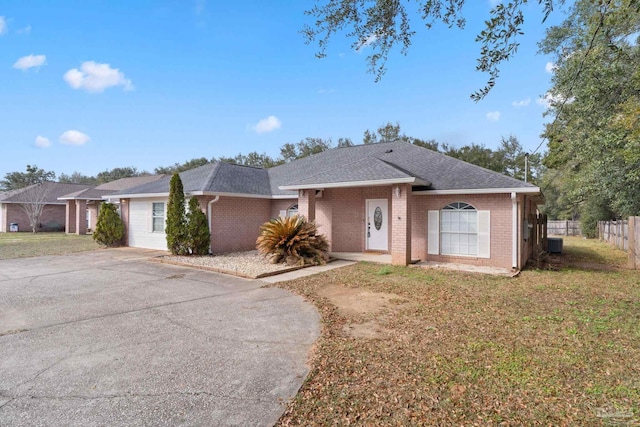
[111,141,543,270]
[58,175,165,234]
[0,182,93,233]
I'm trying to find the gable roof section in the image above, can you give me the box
[269,140,537,194]
[113,162,272,198]
[58,175,166,200]
[279,157,430,189]
[0,182,93,205]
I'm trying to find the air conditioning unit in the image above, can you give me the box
[547,237,563,254]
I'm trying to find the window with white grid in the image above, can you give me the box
[440,202,478,256]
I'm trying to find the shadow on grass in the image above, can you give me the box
[546,237,627,271]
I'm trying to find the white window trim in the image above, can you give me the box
[428,204,490,259]
[440,204,479,257]
[151,202,165,233]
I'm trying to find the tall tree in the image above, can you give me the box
[217,152,281,168]
[0,165,55,191]
[539,0,640,232]
[12,182,54,233]
[186,197,210,255]
[165,174,188,255]
[93,202,125,246]
[96,167,147,184]
[279,138,333,162]
[155,157,212,175]
[58,171,99,185]
[303,0,557,99]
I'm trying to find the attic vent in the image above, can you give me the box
[385,149,393,153]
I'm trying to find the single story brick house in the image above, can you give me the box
[58,175,165,234]
[110,141,543,270]
[0,182,92,232]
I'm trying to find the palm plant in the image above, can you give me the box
[256,215,329,266]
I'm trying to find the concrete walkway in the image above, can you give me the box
[260,260,356,283]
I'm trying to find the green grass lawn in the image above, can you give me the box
[273,237,640,426]
[0,232,101,260]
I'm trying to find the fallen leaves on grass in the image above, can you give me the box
[272,237,640,426]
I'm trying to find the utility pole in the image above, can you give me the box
[524,153,529,183]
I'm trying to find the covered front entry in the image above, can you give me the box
[366,199,388,251]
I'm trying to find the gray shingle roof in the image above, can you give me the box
[0,182,93,205]
[112,140,538,198]
[114,162,272,197]
[268,140,536,195]
[58,175,166,200]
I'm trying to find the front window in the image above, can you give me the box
[440,202,477,256]
[287,204,298,217]
[152,202,165,233]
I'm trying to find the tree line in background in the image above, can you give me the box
[0,122,541,191]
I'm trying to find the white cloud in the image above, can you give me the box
[537,92,574,108]
[16,24,31,35]
[59,130,90,146]
[512,97,531,108]
[318,88,335,95]
[356,34,378,52]
[0,16,7,35]
[13,54,46,71]
[34,135,51,148]
[64,61,133,93]
[252,116,281,134]
[545,61,556,73]
[486,111,501,121]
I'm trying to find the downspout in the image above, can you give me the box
[207,195,220,254]
[511,192,518,269]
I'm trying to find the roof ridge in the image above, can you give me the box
[203,162,222,191]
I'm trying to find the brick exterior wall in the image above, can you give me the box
[5,203,66,232]
[391,184,412,265]
[116,188,535,270]
[413,193,515,268]
[321,186,392,252]
[206,196,272,254]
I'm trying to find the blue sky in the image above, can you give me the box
[1,0,563,178]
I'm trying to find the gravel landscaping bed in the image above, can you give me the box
[160,250,296,278]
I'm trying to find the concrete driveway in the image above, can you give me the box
[0,248,320,427]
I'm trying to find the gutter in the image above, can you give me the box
[512,192,518,269]
[207,195,220,254]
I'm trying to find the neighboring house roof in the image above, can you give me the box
[0,182,93,205]
[58,175,165,200]
[112,140,540,199]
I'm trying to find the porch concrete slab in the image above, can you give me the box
[329,252,392,264]
[260,260,356,284]
[414,261,514,276]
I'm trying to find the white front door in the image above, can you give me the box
[366,199,388,251]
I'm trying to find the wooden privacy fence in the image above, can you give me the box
[598,217,640,269]
[598,219,628,251]
[547,220,582,236]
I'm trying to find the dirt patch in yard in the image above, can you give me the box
[316,284,409,340]
[316,284,409,316]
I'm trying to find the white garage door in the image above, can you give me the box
[128,199,168,251]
